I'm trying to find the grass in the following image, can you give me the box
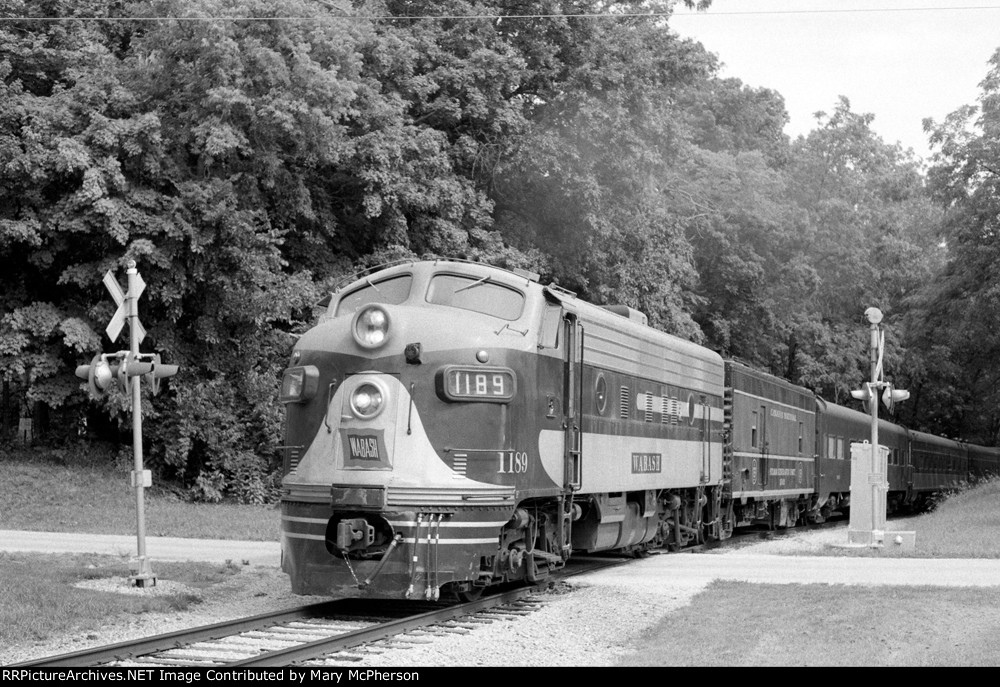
[768,475,1000,559]
[895,477,1000,557]
[0,551,241,649]
[613,478,1000,667]
[619,581,1000,666]
[0,448,279,541]
[0,447,266,660]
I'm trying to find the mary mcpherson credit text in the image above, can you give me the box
[2,669,421,683]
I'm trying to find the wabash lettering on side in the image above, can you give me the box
[631,452,662,474]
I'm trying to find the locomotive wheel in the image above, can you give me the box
[441,581,485,603]
[456,587,484,602]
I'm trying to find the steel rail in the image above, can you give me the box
[11,555,631,668]
[238,557,629,666]
[233,585,541,666]
[9,600,347,667]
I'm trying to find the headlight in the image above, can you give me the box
[350,382,385,418]
[352,305,390,349]
[280,365,319,403]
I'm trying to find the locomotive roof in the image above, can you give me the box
[333,258,541,294]
[333,259,725,394]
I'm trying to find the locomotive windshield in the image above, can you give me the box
[336,275,413,316]
[426,274,525,320]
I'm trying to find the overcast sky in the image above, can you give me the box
[669,0,1000,161]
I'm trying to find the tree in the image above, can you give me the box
[488,1,719,337]
[1,0,144,441]
[915,47,1000,444]
[1,1,369,499]
[778,98,943,404]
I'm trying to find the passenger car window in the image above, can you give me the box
[336,275,413,316]
[426,274,525,321]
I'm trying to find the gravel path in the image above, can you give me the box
[4,522,999,667]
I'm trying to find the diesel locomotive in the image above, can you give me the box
[278,259,1000,600]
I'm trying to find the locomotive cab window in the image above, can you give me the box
[336,275,413,317]
[426,274,525,321]
[538,303,561,349]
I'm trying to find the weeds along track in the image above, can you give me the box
[11,558,622,668]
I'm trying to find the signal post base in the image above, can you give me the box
[836,529,916,552]
[129,556,157,588]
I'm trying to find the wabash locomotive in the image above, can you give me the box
[278,260,1000,600]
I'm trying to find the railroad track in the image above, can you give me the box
[12,558,624,668]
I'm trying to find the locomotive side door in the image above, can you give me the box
[563,313,582,492]
[699,396,711,482]
[760,404,769,487]
[539,293,582,560]
[559,312,583,560]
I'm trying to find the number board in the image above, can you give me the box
[437,366,516,403]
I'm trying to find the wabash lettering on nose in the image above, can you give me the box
[349,436,379,459]
[343,430,390,468]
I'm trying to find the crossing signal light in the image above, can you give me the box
[137,354,178,396]
[76,353,178,398]
[882,385,910,413]
[850,384,873,414]
[75,354,121,399]
[122,352,178,396]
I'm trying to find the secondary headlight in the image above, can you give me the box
[280,365,319,403]
[350,382,385,419]
[352,305,390,349]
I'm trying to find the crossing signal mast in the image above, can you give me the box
[844,308,914,550]
[74,260,178,587]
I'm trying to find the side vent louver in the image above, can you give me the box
[619,386,630,419]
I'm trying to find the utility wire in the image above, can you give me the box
[3,5,1000,21]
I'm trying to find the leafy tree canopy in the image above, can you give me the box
[5,0,994,502]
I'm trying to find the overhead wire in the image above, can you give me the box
[2,4,1000,22]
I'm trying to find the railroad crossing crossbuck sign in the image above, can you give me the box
[104,267,145,344]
